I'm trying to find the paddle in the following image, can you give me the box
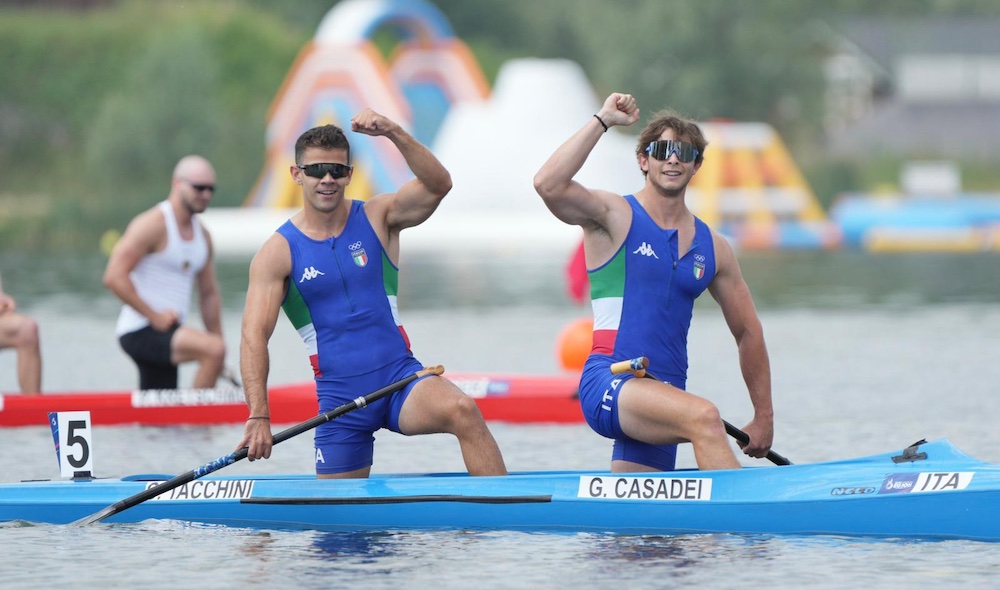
[221,365,242,388]
[610,357,791,466]
[72,365,444,526]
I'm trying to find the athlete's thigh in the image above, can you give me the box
[170,326,219,363]
[615,378,697,446]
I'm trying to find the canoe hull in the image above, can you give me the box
[1,439,997,541]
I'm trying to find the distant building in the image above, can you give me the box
[823,17,1000,159]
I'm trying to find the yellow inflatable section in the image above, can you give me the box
[687,121,839,249]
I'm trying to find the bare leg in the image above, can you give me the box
[611,460,660,473]
[616,379,740,471]
[0,312,41,394]
[318,466,372,479]
[398,377,507,476]
[170,326,225,388]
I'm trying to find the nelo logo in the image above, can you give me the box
[830,486,875,496]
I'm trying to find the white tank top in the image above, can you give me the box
[115,201,209,336]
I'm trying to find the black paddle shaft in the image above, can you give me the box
[72,366,443,526]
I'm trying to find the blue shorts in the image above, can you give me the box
[313,356,429,474]
[579,355,678,471]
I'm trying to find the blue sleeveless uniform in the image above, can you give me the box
[277,200,428,474]
[579,194,717,470]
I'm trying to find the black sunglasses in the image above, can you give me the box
[644,140,699,163]
[186,181,215,193]
[298,162,353,179]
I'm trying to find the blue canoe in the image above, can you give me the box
[0,438,996,541]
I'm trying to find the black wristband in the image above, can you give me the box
[593,114,609,132]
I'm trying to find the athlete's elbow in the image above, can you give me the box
[429,171,453,198]
[533,172,562,202]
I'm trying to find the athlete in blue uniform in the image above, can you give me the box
[535,93,774,471]
[236,114,506,478]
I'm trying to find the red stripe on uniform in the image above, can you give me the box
[398,325,412,353]
[591,329,617,355]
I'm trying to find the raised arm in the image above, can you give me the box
[707,232,774,458]
[533,93,640,229]
[352,108,452,232]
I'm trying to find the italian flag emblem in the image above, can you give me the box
[352,248,368,267]
[693,261,705,280]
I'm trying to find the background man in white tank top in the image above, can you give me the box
[103,155,227,390]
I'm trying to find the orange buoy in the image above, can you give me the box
[557,317,593,372]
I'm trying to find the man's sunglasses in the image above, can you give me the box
[185,180,215,193]
[644,140,699,163]
[298,162,353,179]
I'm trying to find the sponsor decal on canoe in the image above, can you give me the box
[145,479,255,500]
[578,476,712,501]
[131,388,246,408]
[830,486,876,496]
[451,378,512,398]
[878,472,974,495]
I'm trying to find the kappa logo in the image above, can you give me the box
[632,242,658,258]
[299,266,325,283]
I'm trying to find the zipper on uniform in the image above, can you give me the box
[331,238,356,311]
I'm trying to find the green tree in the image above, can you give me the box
[84,26,223,216]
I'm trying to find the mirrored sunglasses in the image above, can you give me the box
[644,140,699,163]
[298,162,353,179]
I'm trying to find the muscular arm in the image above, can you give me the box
[236,234,290,460]
[353,109,452,234]
[534,93,639,230]
[707,232,774,457]
[102,209,178,331]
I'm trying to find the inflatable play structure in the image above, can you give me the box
[244,0,488,209]
[201,0,838,258]
[686,121,841,250]
[830,192,1000,252]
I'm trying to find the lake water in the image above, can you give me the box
[1,250,999,588]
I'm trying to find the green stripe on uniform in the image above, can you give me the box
[589,247,626,299]
[382,251,398,296]
[282,280,312,330]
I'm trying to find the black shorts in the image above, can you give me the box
[119,325,179,390]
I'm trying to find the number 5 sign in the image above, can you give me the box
[48,411,94,478]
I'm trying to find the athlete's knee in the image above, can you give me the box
[443,393,487,432]
[687,397,726,439]
[197,334,225,365]
[18,316,40,348]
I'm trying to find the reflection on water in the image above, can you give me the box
[310,530,401,560]
[587,532,779,576]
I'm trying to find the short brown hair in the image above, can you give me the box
[635,109,707,174]
[295,124,351,165]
